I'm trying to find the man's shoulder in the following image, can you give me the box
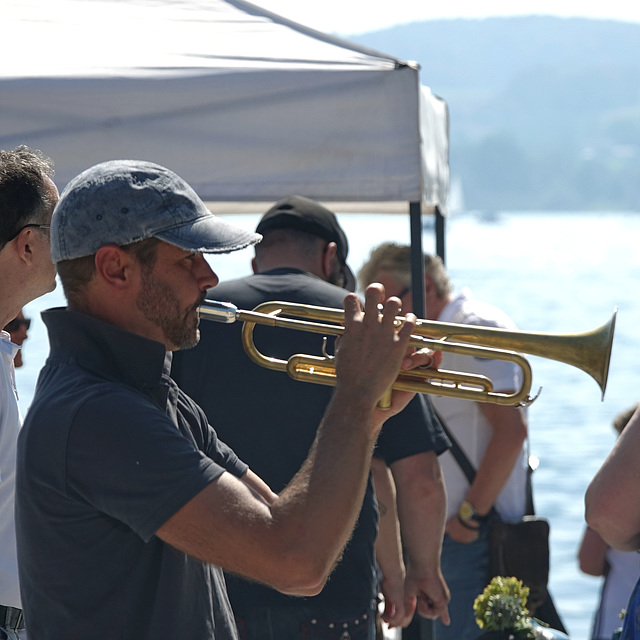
[211,271,349,307]
[28,361,157,428]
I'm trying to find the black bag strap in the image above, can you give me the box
[434,405,535,516]
[441,417,476,485]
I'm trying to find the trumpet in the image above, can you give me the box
[198,300,616,407]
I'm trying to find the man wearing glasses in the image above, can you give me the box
[0,145,57,639]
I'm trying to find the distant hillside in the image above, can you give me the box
[349,17,640,211]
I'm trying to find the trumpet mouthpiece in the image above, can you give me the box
[198,300,239,324]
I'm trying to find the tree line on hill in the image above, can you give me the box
[351,16,640,212]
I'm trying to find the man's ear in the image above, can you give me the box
[14,228,37,265]
[322,241,338,280]
[251,256,259,274]
[94,245,135,289]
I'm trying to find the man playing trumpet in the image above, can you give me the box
[15,161,437,640]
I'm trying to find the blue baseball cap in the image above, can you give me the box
[51,159,261,262]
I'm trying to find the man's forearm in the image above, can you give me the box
[392,451,450,622]
[274,389,380,580]
[466,402,527,515]
[372,457,411,627]
[586,406,640,551]
[393,452,446,572]
[372,457,404,580]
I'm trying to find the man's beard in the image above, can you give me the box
[136,268,204,350]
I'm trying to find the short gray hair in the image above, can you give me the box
[358,242,452,299]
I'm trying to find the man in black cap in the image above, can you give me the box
[172,195,451,640]
[253,194,357,290]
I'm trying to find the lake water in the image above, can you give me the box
[15,210,640,640]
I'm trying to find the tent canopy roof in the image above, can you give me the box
[2,0,448,210]
[5,0,409,78]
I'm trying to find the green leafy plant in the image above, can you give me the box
[474,576,535,636]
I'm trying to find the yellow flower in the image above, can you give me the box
[474,576,532,633]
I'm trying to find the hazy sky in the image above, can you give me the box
[256,0,640,35]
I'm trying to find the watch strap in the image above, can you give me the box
[457,514,480,530]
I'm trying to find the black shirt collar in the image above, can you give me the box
[42,307,171,394]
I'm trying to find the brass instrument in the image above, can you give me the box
[199,300,616,407]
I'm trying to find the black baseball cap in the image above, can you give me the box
[256,195,356,291]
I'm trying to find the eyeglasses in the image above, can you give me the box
[6,223,51,242]
[4,317,31,333]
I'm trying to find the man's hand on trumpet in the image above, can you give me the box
[334,284,441,430]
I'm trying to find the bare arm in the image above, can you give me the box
[585,405,640,551]
[446,400,527,543]
[578,526,608,576]
[372,457,410,628]
[157,286,420,595]
[392,451,450,625]
[158,394,379,595]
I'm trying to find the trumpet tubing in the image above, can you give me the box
[198,300,617,407]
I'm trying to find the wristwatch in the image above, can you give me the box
[458,500,483,525]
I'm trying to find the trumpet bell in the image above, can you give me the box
[411,309,617,400]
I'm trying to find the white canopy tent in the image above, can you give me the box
[1,0,449,310]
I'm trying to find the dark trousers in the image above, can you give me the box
[402,617,434,640]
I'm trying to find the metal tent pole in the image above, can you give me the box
[409,201,426,318]
[409,203,447,317]
[435,205,446,266]
[404,205,445,640]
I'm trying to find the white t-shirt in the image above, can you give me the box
[0,330,22,608]
[430,288,528,521]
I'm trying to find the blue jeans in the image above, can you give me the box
[421,524,490,640]
[234,602,377,640]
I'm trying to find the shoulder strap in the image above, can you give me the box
[433,404,535,516]
[438,414,477,484]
